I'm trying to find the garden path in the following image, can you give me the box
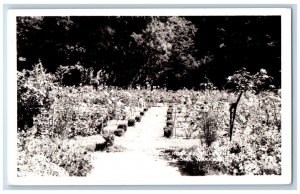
[88,106,184,182]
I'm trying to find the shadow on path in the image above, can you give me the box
[160,149,227,176]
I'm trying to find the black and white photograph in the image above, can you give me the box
[7,8,292,185]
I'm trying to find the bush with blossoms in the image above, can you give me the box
[17,63,281,176]
[226,67,274,93]
[166,110,281,176]
[159,71,281,175]
[17,63,154,177]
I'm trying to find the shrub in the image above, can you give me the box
[140,112,144,116]
[128,119,136,126]
[117,124,128,131]
[94,143,106,151]
[114,129,125,137]
[167,110,173,114]
[167,114,173,120]
[135,116,141,122]
[166,120,174,127]
[62,68,82,86]
[199,76,216,90]
[55,144,93,176]
[96,123,105,134]
[144,108,148,112]
[17,135,93,177]
[32,85,110,138]
[56,64,99,87]
[17,152,68,177]
[95,133,116,151]
[229,142,241,155]
[226,67,273,93]
[17,63,55,132]
[164,126,173,138]
[201,117,217,147]
[167,117,173,121]
[102,133,115,147]
[17,84,44,131]
[163,147,226,176]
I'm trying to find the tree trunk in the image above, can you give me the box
[229,90,243,141]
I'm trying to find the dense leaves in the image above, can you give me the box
[131,16,200,88]
[17,16,280,89]
[17,63,55,131]
[226,67,273,93]
[17,133,93,177]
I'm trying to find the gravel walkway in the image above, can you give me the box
[88,106,183,182]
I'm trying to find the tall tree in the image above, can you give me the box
[131,16,199,88]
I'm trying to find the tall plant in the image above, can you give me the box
[226,67,273,140]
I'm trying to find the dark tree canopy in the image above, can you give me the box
[17,16,281,89]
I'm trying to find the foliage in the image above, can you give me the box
[33,85,109,138]
[128,119,136,126]
[117,124,128,131]
[17,16,281,89]
[17,63,55,131]
[135,116,141,122]
[226,67,273,93]
[114,129,125,137]
[161,89,281,175]
[102,133,115,146]
[18,66,152,138]
[17,133,93,177]
[167,110,173,114]
[199,76,217,90]
[17,68,281,176]
[56,64,106,87]
[163,126,173,138]
[166,120,174,127]
[131,16,202,87]
[201,116,218,147]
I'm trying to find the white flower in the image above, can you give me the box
[260,68,267,74]
[233,169,238,175]
[240,115,246,123]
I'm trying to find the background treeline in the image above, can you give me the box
[17,16,281,90]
